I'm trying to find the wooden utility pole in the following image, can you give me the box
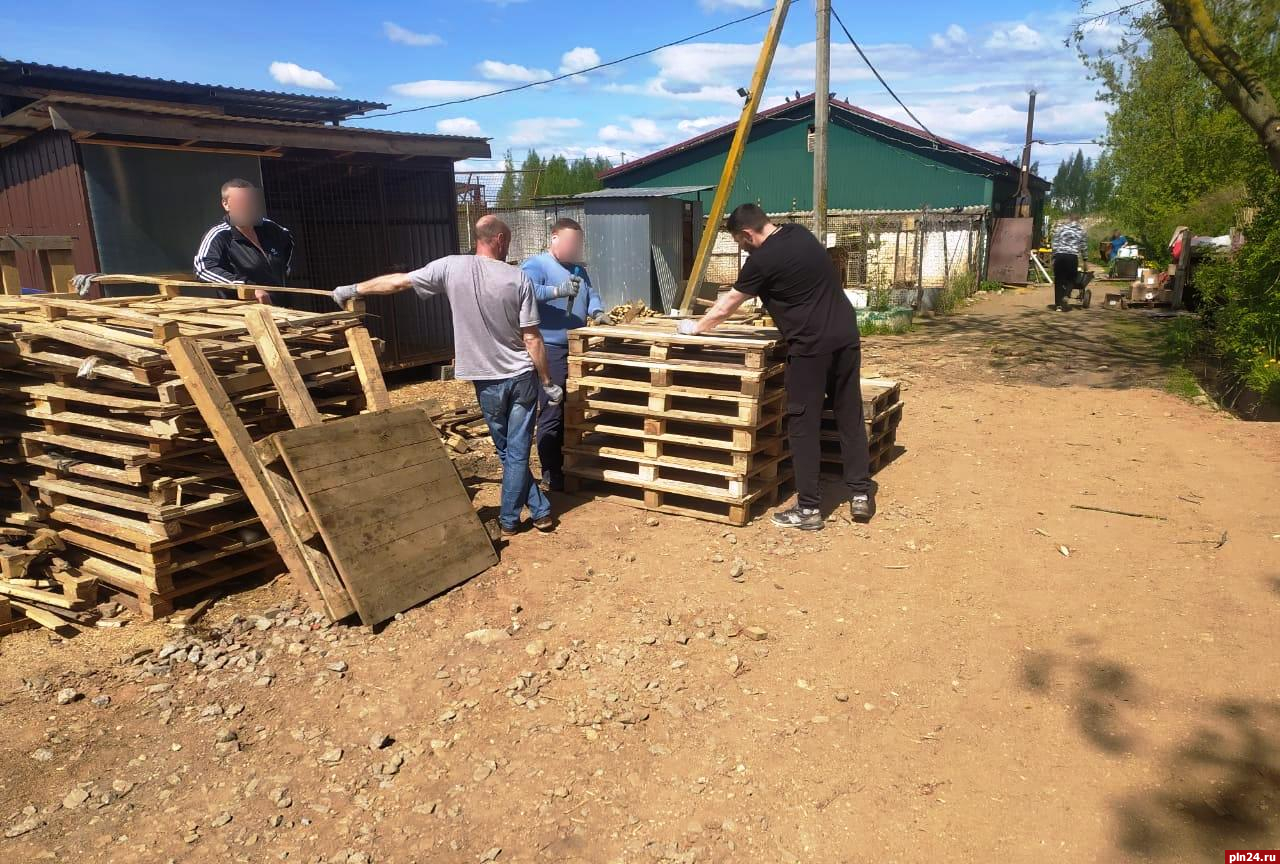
[677,0,791,313]
[1015,90,1037,217]
[812,0,830,242]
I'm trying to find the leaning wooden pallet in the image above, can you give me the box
[0,288,373,618]
[166,306,499,626]
[563,322,793,526]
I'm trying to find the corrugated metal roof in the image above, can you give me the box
[0,58,386,122]
[574,185,713,199]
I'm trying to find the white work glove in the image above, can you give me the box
[550,276,581,300]
[331,284,359,308]
[676,319,700,336]
[589,310,612,326]
[543,382,564,405]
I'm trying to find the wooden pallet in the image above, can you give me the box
[568,323,788,371]
[95,549,284,621]
[165,307,497,626]
[565,468,794,527]
[0,287,383,620]
[565,323,792,526]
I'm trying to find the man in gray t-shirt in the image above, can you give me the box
[331,216,559,536]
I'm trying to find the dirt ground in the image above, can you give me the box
[2,284,1278,864]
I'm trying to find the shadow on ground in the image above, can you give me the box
[1020,644,1280,858]
[867,292,1180,393]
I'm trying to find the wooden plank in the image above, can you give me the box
[0,581,82,610]
[163,335,353,619]
[8,600,76,633]
[275,407,497,625]
[279,407,435,472]
[346,327,390,411]
[245,307,324,427]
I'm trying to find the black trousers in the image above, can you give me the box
[1053,253,1079,308]
[785,344,871,510]
[536,341,570,483]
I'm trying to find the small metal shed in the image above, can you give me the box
[572,186,709,312]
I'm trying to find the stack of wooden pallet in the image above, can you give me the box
[0,292,371,619]
[429,406,490,454]
[819,378,903,474]
[0,523,98,637]
[563,322,792,526]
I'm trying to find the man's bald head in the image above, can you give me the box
[473,215,512,261]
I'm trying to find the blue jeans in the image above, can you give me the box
[474,370,551,530]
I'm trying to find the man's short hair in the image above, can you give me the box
[726,203,769,234]
[221,178,256,199]
[474,215,511,243]
[551,217,583,235]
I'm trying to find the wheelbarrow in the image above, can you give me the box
[1064,270,1095,309]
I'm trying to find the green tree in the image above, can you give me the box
[541,154,572,196]
[1074,0,1280,402]
[496,150,517,208]
[517,150,544,205]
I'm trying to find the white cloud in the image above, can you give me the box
[477,60,551,83]
[268,61,337,92]
[985,23,1044,52]
[931,24,969,51]
[604,80,745,104]
[559,46,601,74]
[383,21,442,46]
[509,117,583,147]
[599,118,666,144]
[677,115,734,134]
[390,80,502,99]
[436,117,485,136]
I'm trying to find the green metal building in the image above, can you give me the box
[601,93,1048,217]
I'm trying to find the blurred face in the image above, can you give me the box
[550,228,584,264]
[223,186,265,228]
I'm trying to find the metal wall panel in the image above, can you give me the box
[261,157,459,368]
[0,130,98,290]
[582,199,652,310]
[81,145,262,281]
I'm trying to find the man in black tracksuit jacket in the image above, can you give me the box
[678,203,873,531]
[194,178,294,305]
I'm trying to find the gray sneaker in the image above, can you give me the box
[771,505,823,531]
[849,494,875,522]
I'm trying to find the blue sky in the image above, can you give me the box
[1,0,1131,178]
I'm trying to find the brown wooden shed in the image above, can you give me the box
[0,59,490,368]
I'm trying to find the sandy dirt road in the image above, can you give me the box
[1,285,1277,863]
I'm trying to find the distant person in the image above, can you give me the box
[678,203,873,530]
[1109,230,1128,261]
[331,216,561,537]
[520,218,609,492]
[194,178,293,305]
[1050,214,1088,311]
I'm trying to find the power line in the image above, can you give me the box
[348,1,794,121]
[829,3,937,141]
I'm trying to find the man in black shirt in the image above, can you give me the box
[679,203,872,529]
[194,178,294,305]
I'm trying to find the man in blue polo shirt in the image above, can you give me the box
[521,218,609,491]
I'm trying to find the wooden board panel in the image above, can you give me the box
[273,406,497,625]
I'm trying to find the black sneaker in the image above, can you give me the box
[771,505,823,531]
[849,494,875,522]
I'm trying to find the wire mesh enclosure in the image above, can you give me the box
[706,208,990,308]
[262,157,459,368]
